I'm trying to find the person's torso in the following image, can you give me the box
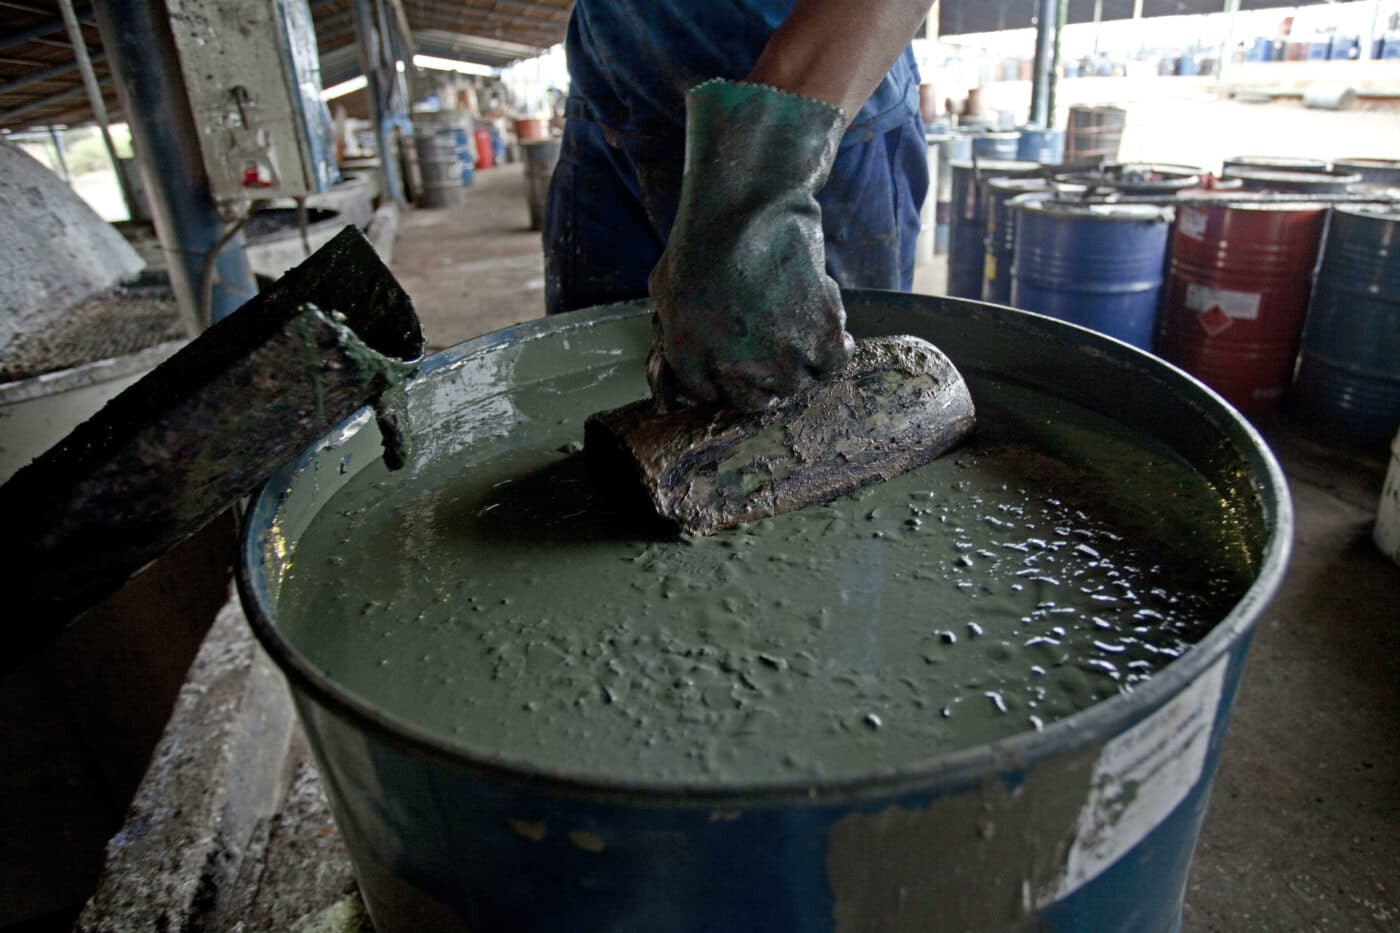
[566,0,920,153]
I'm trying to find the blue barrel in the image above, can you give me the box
[1011,197,1173,350]
[1307,39,1332,60]
[948,159,1042,299]
[969,130,1021,160]
[242,294,1291,933]
[451,127,475,187]
[981,178,1050,305]
[1332,158,1400,187]
[1294,206,1400,447]
[1017,126,1064,164]
[1329,35,1360,60]
[930,132,973,255]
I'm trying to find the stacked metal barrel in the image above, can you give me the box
[943,150,1399,445]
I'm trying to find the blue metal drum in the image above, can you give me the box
[1294,206,1400,447]
[1017,126,1064,164]
[1011,197,1173,350]
[240,293,1290,933]
[930,132,973,255]
[948,159,1041,299]
[981,178,1050,305]
[970,130,1021,160]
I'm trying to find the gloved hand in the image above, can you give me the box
[647,79,855,412]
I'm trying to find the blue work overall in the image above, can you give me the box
[544,1,929,314]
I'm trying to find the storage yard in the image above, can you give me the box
[1,2,1397,932]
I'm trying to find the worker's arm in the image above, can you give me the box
[748,0,933,120]
[647,1,928,412]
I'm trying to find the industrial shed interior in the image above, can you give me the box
[0,1,1396,931]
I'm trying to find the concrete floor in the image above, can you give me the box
[391,151,1399,931]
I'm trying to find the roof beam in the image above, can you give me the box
[0,51,102,98]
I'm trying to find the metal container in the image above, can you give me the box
[1011,197,1173,349]
[969,130,1021,160]
[520,138,561,232]
[1064,105,1126,162]
[1157,203,1328,414]
[451,128,475,187]
[241,292,1290,933]
[1294,206,1400,447]
[1222,155,1328,175]
[948,159,1042,299]
[413,130,465,209]
[981,177,1050,305]
[1016,126,1064,164]
[1054,162,1201,196]
[1332,158,1400,187]
[931,132,974,255]
[1224,167,1359,194]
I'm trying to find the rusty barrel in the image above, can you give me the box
[1064,105,1126,162]
[1055,162,1201,196]
[1157,203,1328,414]
[948,159,1041,299]
[1294,206,1400,446]
[1011,197,1173,350]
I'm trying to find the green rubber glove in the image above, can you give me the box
[647,79,855,412]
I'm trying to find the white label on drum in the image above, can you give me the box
[1179,207,1208,240]
[1053,654,1229,901]
[1185,283,1262,320]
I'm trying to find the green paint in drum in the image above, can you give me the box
[238,294,1291,933]
[521,138,561,232]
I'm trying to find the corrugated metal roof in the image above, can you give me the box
[0,0,572,131]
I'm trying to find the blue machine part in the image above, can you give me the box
[947,159,1041,299]
[240,294,1290,933]
[970,130,1021,160]
[1017,126,1064,164]
[1011,197,1172,350]
[1294,206,1400,447]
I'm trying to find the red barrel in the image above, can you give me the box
[474,127,495,169]
[1157,203,1328,414]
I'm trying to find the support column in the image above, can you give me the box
[93,0,256,332]
[1029,0,1059,127]
[352,0,407,205]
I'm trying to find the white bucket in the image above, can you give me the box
[1374,428,1400,566]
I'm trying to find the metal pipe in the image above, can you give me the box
[47,124,71,182]
[57,0,137,218]
[1049,0,1066,127]
[93,0,256,333]
[1029,0,1057,127]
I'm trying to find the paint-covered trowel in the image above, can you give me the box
[585,335,976,536]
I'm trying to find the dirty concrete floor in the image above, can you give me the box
[389,162,549,352]
[388,159,1399,932]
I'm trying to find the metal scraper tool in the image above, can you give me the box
[584,335,976,536]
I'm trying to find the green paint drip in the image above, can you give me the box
[275,366,1251,786]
